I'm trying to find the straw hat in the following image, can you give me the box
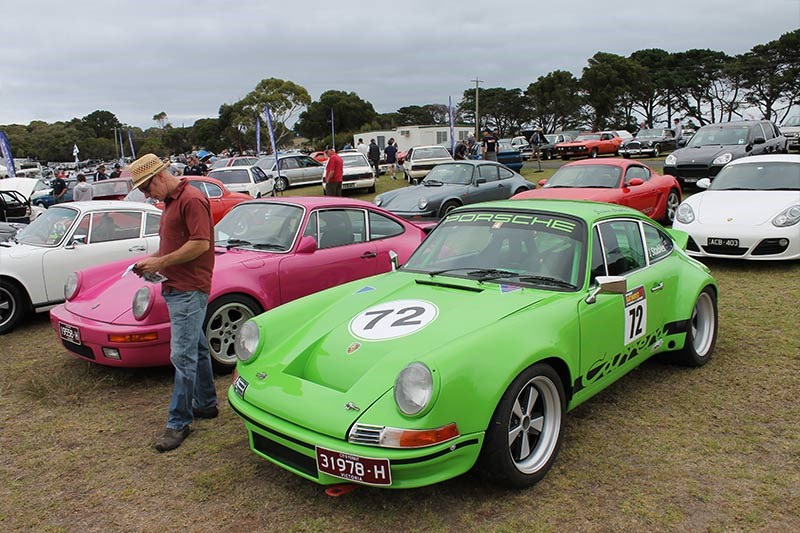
[129,153,169,189]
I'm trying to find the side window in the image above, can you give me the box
[279,158,299,170]
[204,183,223,198]
[369,211,405,240]
[303,211,318,241]
[643,224,673,262]
[300,157,321,168]
[251,167,267,183]
[318,209,365,249]
[188,181,207,196]
[498,166,515,180]
[72,214,91,243]
[626,166,651,182]
[759,123,774,140]
[478,164,499,182]
[590,227,606,284]
[144,213,161,236]
[599,220,646,276]
[90,211,143,243]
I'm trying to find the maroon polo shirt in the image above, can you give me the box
[159,179,215,294]
[325,153,344,183]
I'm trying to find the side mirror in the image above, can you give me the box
[626,178,644,187]
[538,179,548,187]
[296,235,317,254]
[475,178,487,185]
[585,275,627,304]
[389,250,399,271]
[65,234,87,249]
[696,178,711,189]
[753,136,766,145]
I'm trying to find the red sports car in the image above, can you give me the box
[513,158,682,224]
[154,176,251,224]
[555,131,623,160]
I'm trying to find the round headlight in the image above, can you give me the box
[665,154,677,166]
[394,362,433,416]
[675,203,695,224]
[132,286,152,320]
[64,272,80,301]
[235,319,260,363]
[374,195,382,206]
[712,153,733,166]
[418,197,428,210]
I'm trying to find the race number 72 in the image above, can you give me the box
[349,300,439,341]
[624,287,647,345]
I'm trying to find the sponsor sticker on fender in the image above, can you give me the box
[624,286,646,345]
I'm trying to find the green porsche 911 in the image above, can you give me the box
[229,199,718,489]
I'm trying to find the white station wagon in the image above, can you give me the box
[0,201,161,333]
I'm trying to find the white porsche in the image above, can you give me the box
[0,201,161,333]
[673,154,800,260]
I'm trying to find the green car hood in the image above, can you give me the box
[240,273,548,439]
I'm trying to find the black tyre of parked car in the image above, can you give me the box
[653,144,661,157]
[0,280,28,335]
[274,176,289,192]
[590,148,598,158]
[439,200,460,218]
[542,150,552,160]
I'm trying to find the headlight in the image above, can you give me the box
[235,319,260,363]
[418,197,428,210]
[394,362,433,416]
[712,153,733,165]
[665,154,677,166]
[64,272,80,300]
[374,195,382,206]
[773,205,800,227]
[676,203,695,224]
[132,286,153,320]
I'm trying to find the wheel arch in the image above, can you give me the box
[0,274,33,313]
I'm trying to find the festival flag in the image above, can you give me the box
[118,128,126,164]
[264,104,281,181]
[330,108,336,150]
[127,129,136,159]
[72,143,80,164]
[448,96,456,154]
[256,116,261,156]
[0,131,16,177]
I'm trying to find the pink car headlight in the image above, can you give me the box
[64,272,81,301]
[132,286,154,320]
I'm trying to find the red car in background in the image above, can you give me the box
[555,131,623,160]
[310,151,328,163]
[155,176,251,224]
[92,177,133,200]
[513,158,682,224]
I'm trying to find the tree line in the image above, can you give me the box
[2,29,796,162]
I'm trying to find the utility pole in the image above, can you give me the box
[471,76,483,139]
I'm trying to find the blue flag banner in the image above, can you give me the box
[256,116,261,156]
[127,129,136,159]
[448,96,456,154]
[330,108,335,150]
[0,131,16,177]
[119,129,126,163]
[264,104,280,179]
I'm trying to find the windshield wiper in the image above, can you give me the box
[221,238,252,249]
[423,179,443,186]
[428,267,517,281]
[251,242,285,250]
[518,275,577,289]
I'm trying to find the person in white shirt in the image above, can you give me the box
[72,174,93,201]
[356,138,369,157]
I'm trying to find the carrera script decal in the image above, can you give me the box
[624,286,646,345]
[442,212,578,234]
[581,326,667,387]
[349,300,438,341]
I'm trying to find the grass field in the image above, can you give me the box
[1,159,798,531]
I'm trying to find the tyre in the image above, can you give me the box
[0,280,28,335]
[622,153,631,159]
[477,363,566,488]
[543,150,552,160]
[274,176,289,193]
[439,200,460,218]
[35,201,47,208]
[590,148,598,158]
[653,144,661,157]
[671,287,717,366]
[662,189,681,225]
[513,188,528,197]
[204,294,262,373]
[367,185,376,194]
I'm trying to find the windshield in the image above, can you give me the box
[341,154,369,168]
[423,164,474,185]
[16,206,79,247]
[544,135,558,144]
[710,162,800,191]
[210,169,250,185]
[256,157,277,171]
[413,147,450,159]
[636,129,662,138]
[544,165,622,189]
[403,210,586,290]
[687,126,750,147]
[215,202,304,252]
[783,116,800,127]
[93,180,131,196]
[575,134,601,142]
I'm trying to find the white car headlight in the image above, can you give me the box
[665,154,677,166]
[132,286,153,320]
[394,362,433,416]
[418,197,428,210]
[235,319,260,363]
[374,195,382,206]
[712,153,733,165]
[64,272,80,301]
[676,203,695,224]
[773,205,800,227]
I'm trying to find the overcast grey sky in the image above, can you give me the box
[2,0,798,129]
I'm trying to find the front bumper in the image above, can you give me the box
[664,164,724,185]
[341,177,375,191]
[619,147,657,157]
[228,386,483,489]
[50,304,171,367]
[673,223,800,260]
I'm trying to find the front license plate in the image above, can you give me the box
[708,237,739,247]
[59,322,81,345]
[342,182,356,189]
[315,446,391,486]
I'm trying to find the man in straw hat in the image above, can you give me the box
[129,153,217,452]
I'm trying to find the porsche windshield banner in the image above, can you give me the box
[442,211,580,235]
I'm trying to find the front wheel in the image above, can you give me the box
[439,200,460,218]
[477,363,566,488]
[274,176,288,193]
[0,281,28,334]
[543,150,552,160]
[204,294,262,373]
[653,144,661,157]
[671,287,718,366]
[590,148,598,158]
[662,189,680,225]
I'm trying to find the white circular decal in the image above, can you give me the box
[349,300,439,341]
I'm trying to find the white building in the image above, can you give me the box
[354,125,474,151]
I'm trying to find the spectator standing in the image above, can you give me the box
[356,138,369,158]
[481,129,499,161]
[95,165,109,181]
[52,172,68,204]
[529,128,546,159]
[454,140,469,160]
[384,138,398,179]
[368,139,381,177]
[73,174,94,201]
[109,163,122,179]
[324,148,343,197]
[672,118,682,143]
[130,153,217,453]
[183,155,208,176]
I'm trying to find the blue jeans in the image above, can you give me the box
[163,289,217,430]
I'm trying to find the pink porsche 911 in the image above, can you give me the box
[50,197,429,371]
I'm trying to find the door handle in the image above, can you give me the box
[129,245,146,252]
[360,251,377,259]
[651,282,664,292]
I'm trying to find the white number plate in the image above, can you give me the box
[316,447,391,486]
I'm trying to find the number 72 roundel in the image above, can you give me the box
[624,286,647,345]
[349,300,439,341]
